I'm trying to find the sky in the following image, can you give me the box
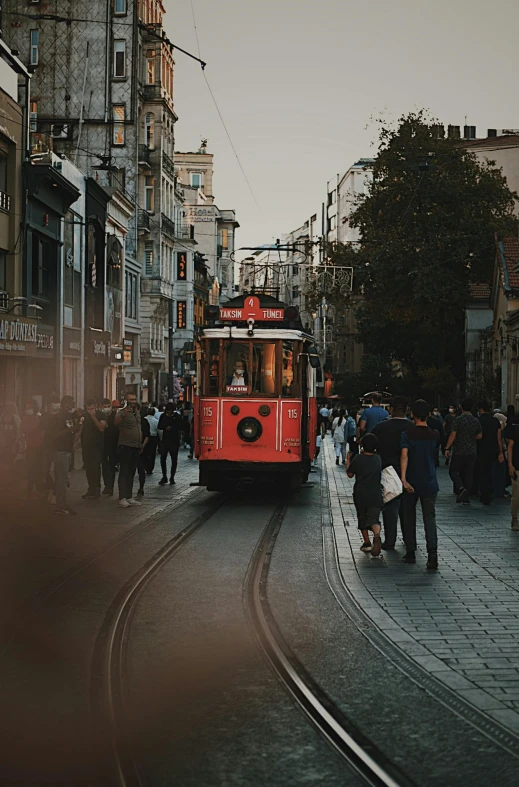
[167,0,519,256]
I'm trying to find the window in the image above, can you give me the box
[292,265,299,276]
[114,0,126,13]
[32,235,50,298]
[0,151,7,208]
[328,189,336,206]
[190,172,202,188]
[177,300,186,329]
[329,215,336,231]
[145,176,154,212]
[282,342,295,396]
[146,50,155,84]
[221,228,228,250]
[29,101,37,132]
[145,112,154,149]
[125,270,138,320]
[0,250,6,293]
[223,342,276,395]
[113,40,125,77]
[292,286,299,300]
[177,252,187,280]
[113,105,125,145]
[145,242,154,275]
[30,30,39,66]
[207,339,220,395]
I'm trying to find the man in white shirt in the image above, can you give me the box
[144,406,159,474]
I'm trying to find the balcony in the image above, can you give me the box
[180,223,195,240]
[142,84,162,101]
[138,210,150,234]
[163,151,175,181]
[161,213,175,239]
[0,190,11,213]
[138,144,151,167]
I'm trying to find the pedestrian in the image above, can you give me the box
[44,395,80,515]
[144,406,159,473]
[505,413,519,531]
[359,393,389,436]
[476,401,504,505]
[346,433,383,557]
[21,399,44,496]
[157,401,183,485]
[347,408,360,456]
[443,405,457,465]
[400,400,440,569]
[81,399,108,499]
[507,405,516,427]
[0,401,22,470]
[445,398,482,504]
[115,392,143,508]
[136,405,151,498]
[314,430,322,467]
[432,406,444,425]
[332,408,348,465]
[319,403,330,437]
[427,409,446,468]
[183,401,194,459]
[372,396,409,550]
[101,399,119,496]
[494,408,507,429]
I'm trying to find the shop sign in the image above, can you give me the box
[86,330,111,366]
[123,337,133,365]
[219,296,284,323]
[0,317,55,357]
[63,327,81,358]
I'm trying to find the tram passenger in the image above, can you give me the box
[346,433,383,557]
[227,360,249,387]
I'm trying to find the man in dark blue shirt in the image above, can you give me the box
[400,399,440,569]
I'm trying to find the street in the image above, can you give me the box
[0,445,518,786]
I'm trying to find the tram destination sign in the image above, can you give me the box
[219,296,284,322]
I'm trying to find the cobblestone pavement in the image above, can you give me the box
[324,436,519,734]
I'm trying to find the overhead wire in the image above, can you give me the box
[189,0,263,217]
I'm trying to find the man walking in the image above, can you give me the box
[445,398,482,503]
[359,393,389,436]
[400,400,440,569]
[319,403,330,437]
[477,401,504,505]
[115,393,142,508]
[372,396,409,550]
[157,402,183,485]
[505,414,519,530]
[102,399,119,496]
[81,399,107,499]
[45,395,80,515]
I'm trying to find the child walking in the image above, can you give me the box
[346,433,383,556]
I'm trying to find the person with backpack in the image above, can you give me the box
[332,408,348,465]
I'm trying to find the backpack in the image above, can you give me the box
[346,416,356,438]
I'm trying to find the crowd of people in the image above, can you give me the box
[318,393,519,570]
[0,393,195,515]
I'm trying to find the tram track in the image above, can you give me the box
[244,500,416,787]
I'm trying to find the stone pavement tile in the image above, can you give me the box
[324,438,519,727]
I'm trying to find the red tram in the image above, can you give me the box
[193,295,320,491]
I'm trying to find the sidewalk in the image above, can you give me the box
[324,437,519,733]
[0,447,201,630]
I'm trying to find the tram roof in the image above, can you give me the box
[201,328,314,342]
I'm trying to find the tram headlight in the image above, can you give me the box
[237,417,262,443]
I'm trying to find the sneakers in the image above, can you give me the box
[360,542,372,553]
[82,492,100,500]
[371,535,382,557]
[127,498,143,506]
[427,552,439,570]
[456,487,469,503]
[159,477,168,486]
[169,479,176,485]
[55,507,77,516]
[136,488,144,497]
[402,551,416,564]
[102,488,113,496]
[381,542,395,550]
[119,499,131,508]
[512,519,519,531]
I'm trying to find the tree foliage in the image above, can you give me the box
[328,111,518,397]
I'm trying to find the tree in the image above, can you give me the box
[331,111,518,395]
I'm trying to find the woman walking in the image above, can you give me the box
[332,408,348,465]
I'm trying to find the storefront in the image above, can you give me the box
[84,329,110,404]
[0,316,56,410]
[62,327,82,404]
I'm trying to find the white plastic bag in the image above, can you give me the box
[381,466,403,504]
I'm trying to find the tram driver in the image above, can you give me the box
[227,360,249,387]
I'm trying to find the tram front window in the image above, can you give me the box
[282,342,294,396]
[251,343,276,394]
[225,345,249,393]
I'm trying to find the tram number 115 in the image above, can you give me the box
[288,409,298,419]
[203,406,213,417]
